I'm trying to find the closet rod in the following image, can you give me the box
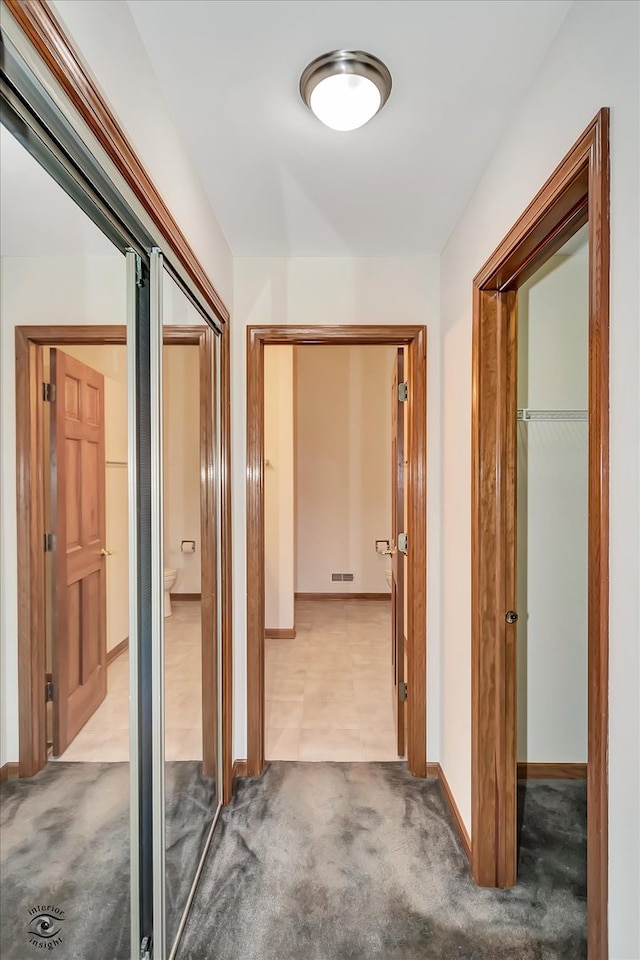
[517,408,588,422]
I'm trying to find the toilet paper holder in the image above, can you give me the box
[181,540,196,553]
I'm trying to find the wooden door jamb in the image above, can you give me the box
[471,109,610,960]
[246,325,427,779]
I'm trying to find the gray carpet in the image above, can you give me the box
[177,763,586,960]
[0,761,216,959]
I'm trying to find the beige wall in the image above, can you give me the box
[264,347,295,630]
[163,346,201,594]
[516,247,588,763]
[295,345,395,595]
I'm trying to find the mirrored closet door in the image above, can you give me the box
[159,269,223,958]
[1,14,226,960]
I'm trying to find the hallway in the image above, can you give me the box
[176,763,586,960]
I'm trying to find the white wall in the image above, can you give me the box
[516,251,588,763]
[0,255,126,764]
[264,346,295,631]
[163,347,201,594]
[50,0,233,310]
[439,3,639,955]
[233,256,440,759]
[295,345,394,595]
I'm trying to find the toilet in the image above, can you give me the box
[164,567,177,617]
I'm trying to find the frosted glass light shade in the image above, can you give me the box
[309,74,381,132]
[300,50,392,133]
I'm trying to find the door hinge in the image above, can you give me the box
[42,382,56,402]
[44,532,56,552]
[399,682,408,702]
[398,381,408,402]
[397,532,408,554]
[45,680,54,703]
[140,936,152,959]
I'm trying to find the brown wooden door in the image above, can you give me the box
[50,349,107,755]
[391,348,406,756]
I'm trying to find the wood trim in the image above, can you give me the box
[15,326,231,804]
[406,327,427,777]
[294,592,390,601]
[517,763,587,780]
[436,763,472,861]
[106,637,129,666]
[0,763,20,786]
[220,322,234,805]
[471,109,609,959]
[4,0,229,326]
[246,328,265,778]
[264,628,297,639]
[586,110,610,960]
[247,325,427,780]
[393,347,406,757]
[197,326,216,780]
[15,331,47,777]
[170,593,202,602]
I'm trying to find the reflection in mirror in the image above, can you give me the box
[162,271,220,953]
[0,125,132,958]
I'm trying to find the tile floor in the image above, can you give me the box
[265,599,401,762]
[52,602,202,762]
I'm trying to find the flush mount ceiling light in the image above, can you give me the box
[299,50,392,132]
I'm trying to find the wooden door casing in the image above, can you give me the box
[246,325,427,780]
[50,349,107,754]
[391,348,406,755]
[471,110,609,958]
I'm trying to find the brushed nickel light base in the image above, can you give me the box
[299,50,392,130]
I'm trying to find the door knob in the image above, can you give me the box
[505,610,518,624]
[100,548,113,557]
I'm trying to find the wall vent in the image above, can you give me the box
[331,573,355,582]
[331,573,342,582]
[342,573,354,582]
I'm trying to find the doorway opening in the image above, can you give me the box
[246,325,427,779]
[471,109,609,959]
[262,344,405,762]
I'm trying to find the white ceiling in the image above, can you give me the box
[0,126,117,257]
[128,0,572,257]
